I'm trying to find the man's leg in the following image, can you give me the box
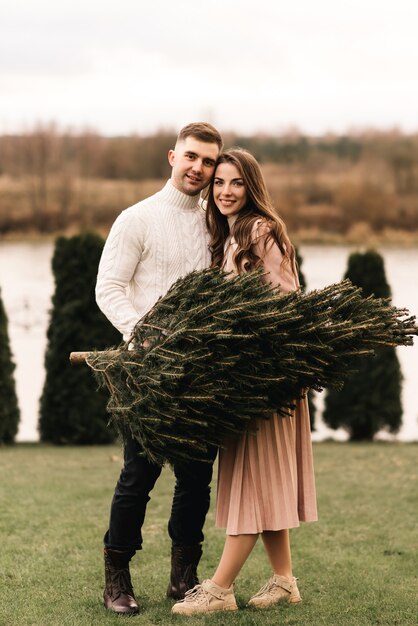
[103,434,162,614]
[167,445,217,599]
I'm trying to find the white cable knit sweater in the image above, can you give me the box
[96,180,211,339]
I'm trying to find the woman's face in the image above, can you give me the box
[213,162,247,218]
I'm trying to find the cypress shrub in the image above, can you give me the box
[0,287,20,443]
[323,249,403,440]
[295,247,316,430]
[39,233,120,444]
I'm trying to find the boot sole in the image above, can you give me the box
[104,598,140,614]
[104,606,140,615]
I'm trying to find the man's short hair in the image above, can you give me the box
[177,122,223,150]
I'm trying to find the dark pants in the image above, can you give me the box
[104,434,217,556]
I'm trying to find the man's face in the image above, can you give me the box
[168,136,220,196]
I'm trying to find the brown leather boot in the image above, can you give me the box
[103,548,139,614]
[166,544,203,600]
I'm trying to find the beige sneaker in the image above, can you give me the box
[171,579,238,615]
[248,574,301,608]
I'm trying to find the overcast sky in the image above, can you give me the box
[1,0,418,136]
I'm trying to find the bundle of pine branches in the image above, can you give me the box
[87,268,417,465]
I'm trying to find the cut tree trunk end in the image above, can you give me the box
[70,350,119,365]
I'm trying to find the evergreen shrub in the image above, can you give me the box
[323,250,403,440]
[39,233,120,444]
[0,288,20,443]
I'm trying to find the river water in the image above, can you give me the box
[0,241,417,442]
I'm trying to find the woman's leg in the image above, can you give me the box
[211,534,259,588]
[261,529,292,578]
[247,530,301,608]
[171,533,258,615]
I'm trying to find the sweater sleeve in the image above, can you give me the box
[251,220,297,293]
[96,207,146,339]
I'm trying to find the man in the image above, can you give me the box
[96,122,223,614]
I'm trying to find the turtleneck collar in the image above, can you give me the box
[159,180,201,211]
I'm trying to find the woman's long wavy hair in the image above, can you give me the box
[206,149,297,274]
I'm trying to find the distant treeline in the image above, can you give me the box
[1,125,418,238]
[0,127,398,179]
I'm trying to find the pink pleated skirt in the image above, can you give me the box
[215,398,318,535]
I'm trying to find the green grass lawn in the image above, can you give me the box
[0,442,417,626]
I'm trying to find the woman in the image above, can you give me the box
[172,149,318,615]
